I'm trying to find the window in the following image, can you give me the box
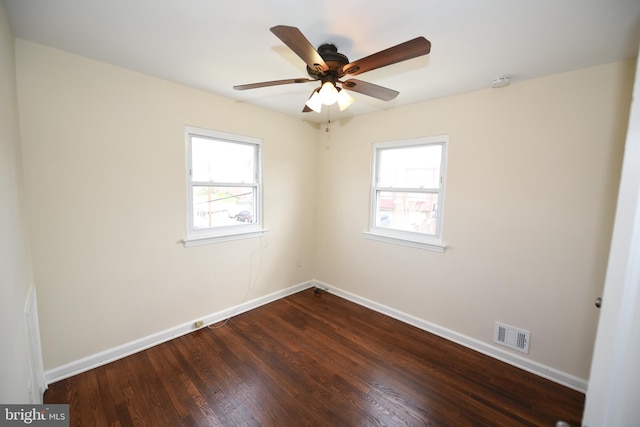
[184,126,266,247]
[364,135,448,252]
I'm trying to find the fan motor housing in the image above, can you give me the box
[307,44,349,80]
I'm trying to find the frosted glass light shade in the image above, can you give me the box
[319,81,338,105]
[305,90,323,113]
[337,89,355,111]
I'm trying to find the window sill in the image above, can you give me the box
[183,228,269,247]
[362,231,446,253]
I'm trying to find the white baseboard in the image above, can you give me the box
[46,279,587,394]
[45,281,314,385]
[314,280,588,393]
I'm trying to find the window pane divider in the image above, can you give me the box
[376,186,440,193]
[192,181,258,187]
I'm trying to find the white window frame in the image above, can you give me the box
[183,126,267,247]
[363,135,448,252]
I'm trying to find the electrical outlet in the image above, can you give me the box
[296,259,302,268]
[194,320,204,328]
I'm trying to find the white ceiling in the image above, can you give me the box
[4,0,640,123]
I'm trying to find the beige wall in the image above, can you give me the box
[15,40,318,371]
[0,4,36,402]
[14,36,634,384]
[314,60,634,380]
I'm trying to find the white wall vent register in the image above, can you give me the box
[493,321,530,354]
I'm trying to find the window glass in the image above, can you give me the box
[378,144,442,189]
[375,191,439,235]
[191,137,256,183]
[192,186,255,229]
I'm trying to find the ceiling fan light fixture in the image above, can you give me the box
[337,88,355,111]
[319,81,339,105]
[305,90,323,113]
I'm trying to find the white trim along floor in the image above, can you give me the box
[44,280,587,393]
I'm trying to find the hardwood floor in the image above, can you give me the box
[44,288,585,426]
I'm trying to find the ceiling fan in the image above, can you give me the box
[233,26,431,113]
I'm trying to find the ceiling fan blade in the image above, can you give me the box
[233,78,314,90]
[341,37,431,77]
[341,79,399,101]
[270,25,328,73]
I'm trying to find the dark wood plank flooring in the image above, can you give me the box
[44,288,585,426]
